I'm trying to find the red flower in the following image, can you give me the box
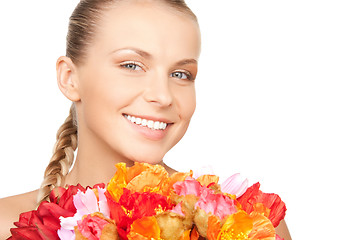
[9,184,104,240]
[9,201,74,240]
[237,182,286,227]
[50,184,86,213]
[105,188,174,239]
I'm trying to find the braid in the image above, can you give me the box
[37,104,78,204]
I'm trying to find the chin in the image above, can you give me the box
[127,150,167,165]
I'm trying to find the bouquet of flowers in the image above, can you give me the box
[9,162,286,240]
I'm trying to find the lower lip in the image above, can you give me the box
[124,116,170,141]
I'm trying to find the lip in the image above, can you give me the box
[123,114,173,141]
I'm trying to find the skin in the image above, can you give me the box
[60,1,201,187]
[0,1,291,239]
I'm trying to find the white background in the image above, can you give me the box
[0,1,359,239]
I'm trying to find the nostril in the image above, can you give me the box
[143,88,173,107]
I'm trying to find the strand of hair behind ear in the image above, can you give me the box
[37,104,78,204]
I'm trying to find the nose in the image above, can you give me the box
[143,71,173,107]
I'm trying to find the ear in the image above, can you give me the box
[56,56,81,102]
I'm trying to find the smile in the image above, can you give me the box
[123,114,168,130]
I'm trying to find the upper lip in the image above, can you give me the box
[123,113,174,124]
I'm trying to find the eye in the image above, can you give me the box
[171,71,193,81]
[120,61,143,71]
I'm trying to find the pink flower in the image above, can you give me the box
[173,177,204,197]
[221,173,249,198]
[73,187,109,217]
[170,202,185,216]
[77,215,109,240]
[58,186,109,239]
[195,191,237,220]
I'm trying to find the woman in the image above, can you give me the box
[0,0,290,239]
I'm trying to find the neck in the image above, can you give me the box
[64,128,176,187]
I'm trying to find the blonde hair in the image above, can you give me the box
[37,0,197,204]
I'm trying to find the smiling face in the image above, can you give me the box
[72,1,201,165]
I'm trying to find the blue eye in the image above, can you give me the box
[120,61,143,71]
[171,71,192,80]
[122,63,141,71]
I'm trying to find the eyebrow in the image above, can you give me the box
[110,47,152,59]
[175,58,198,66]
[110,47,198,66]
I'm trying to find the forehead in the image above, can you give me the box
[88,1,201,60]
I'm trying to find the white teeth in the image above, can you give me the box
[124,114,168,130]
[147,120,154,129]
[154,121,160,130]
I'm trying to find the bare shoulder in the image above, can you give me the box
[0,190,39,239]
[276,220,292,240]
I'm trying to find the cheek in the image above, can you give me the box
[80,70,143,113]
[175,86,196,121]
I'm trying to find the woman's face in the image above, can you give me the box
[74,2,201,164]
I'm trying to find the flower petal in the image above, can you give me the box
[107,163,128,201]
[237,183,286,227]
[173,178,203,197]
[97,187,110,218]
[128,216,161,239]
[126,164,168,193]
[221,173,249,198]
[196,175,219,188]
[248,212,276,240]
[161,171,192,195]
[58,228,75,240]
[179,229,191,240]
[218,210,253,239]
[195,192,237,220]
[73,189,99,216]
[171,202,185,216]
[206,215,220,240]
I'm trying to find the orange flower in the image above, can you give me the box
[252,203,271,218]
[107,162,170,202]
[127,216,161,240]
[207,215,220,240]
[190,227,200,240]
[248,212,276,240]
[107,163,128,202]
[217,210,253,240]
[179,229,191,240]
[126,163,169,193]
[211,209,275,240]
[196,174,219,187]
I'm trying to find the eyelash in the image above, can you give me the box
[119,61,143,71]
[119,61,194,81]
[171,70,194,81]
